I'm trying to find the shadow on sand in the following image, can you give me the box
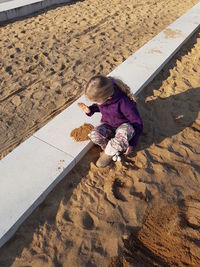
[136,87,200,152]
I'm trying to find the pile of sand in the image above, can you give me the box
[119,192,200,266]
[70,123,94,141]
[0,0,200,266]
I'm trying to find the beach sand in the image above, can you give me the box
[0,0,200,266]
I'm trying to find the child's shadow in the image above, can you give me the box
[136,87,200,152]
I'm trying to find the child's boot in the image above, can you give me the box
[96,152,113,168]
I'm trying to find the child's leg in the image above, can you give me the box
[104,123,135,156]
[88,123,115,149]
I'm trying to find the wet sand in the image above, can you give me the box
[0,0,200,266]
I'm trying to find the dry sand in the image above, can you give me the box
[0,0,200,266]
[0,30,200,267]
[0,0,199,159]
[70,123,94,141]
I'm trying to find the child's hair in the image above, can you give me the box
[85,75,136,103]
[85,75,114,103]
[111,77,136,102]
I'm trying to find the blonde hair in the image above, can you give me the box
[112,77,136,102]
[85,75,136,103]
[85,75,114,103]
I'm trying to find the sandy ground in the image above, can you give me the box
[0,0,200,266]
[0,0,199,159]
[1,31,200,266]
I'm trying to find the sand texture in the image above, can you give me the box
[0,0,200,266]
[0,24,200,267]
[70,123,94,141]
[123,193,200,266]
[0,0,199,159]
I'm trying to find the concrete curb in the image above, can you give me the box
[0,0,73,23]
[0,2,200,248]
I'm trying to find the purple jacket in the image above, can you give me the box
[86,85,143,146]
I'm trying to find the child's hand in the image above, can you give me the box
[124,146,133,155]
[77,102,90,114]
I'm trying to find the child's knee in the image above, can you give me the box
[116,123,135,140]
[88,127,106,145]
[88,128,100,142]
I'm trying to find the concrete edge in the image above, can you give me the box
[0,0,73,23]
[0,2,200,248]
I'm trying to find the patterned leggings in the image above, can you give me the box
[88,123,135,156]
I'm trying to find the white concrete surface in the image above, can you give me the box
[0,0,41,11]
[109,2,200,96]
[0,136,75,247]
[0,0,71,22]
[34,95,101,164]
[0,2,200,248]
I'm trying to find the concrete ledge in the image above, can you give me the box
[109,3,200,95]
[0,137,75,247]
[0,2,200,248]
[0,0,72,23]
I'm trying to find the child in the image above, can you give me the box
[78,75,143,168]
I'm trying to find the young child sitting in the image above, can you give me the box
[78,75,143,168]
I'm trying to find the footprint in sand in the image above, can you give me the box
[62,211,74,223]
[63,210,96,230]
[132,178,155,202]
[111,177,149,202]
[82,211,95,230]
[112,178,127,202]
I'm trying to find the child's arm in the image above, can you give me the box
[77,102,100,116]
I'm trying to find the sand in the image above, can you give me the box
[122,193,200,266]
[70,123,94,141]
[0,0,200,266]
[0,0,199,159]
